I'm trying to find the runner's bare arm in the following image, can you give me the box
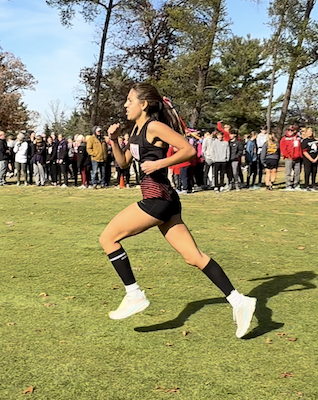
[108,123,133,168]
[141,121,196,175]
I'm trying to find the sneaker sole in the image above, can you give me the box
[236,298,257,338]
[109,299,150,320]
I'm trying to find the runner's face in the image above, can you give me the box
[124,90,144,121]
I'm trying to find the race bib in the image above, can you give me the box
[130,143,140,160]
[294,140,299,147]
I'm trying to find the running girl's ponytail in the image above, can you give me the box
[132,83,185,135]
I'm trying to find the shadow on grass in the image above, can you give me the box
[135,271,317,338]
[243,270,317,339]
[134,297,226,332]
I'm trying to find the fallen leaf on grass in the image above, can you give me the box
[295,392,304,397]
[85,283,93,288]
[155,386,179,394]
[22,386,34,394]
[280,372,294,378]
[276,332,287,337]
[7,322,16,326]
[11,275,16,278]
[298,246,305,250]
[44,303,56,307]
[145,286,153,289]
[59,340,66,343]
[166,388,180,394]
[160,309,166,313]
[287,337,298,342]
[112,284,119,290]
[5,221,14,226]
[132,267,142,271]
[166,342,173,347]
[182,330,190,336]
[39,292,48,298]
[280,228,288,232]
[265,338,273,344]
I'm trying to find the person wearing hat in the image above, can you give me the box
[87,126,107,188]
[280,125,303,190]
[13,133,28,186]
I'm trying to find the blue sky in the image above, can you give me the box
[0,0,300,131]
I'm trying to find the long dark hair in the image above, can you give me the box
[132,83,185,135]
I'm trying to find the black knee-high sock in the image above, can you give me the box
[108,247,136,286]
[202,258,235,296]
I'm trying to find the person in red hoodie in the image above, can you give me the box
[280,125,303,190]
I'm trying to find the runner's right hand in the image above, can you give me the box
[108,124,121,140]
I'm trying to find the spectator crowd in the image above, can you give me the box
[0,122,317,192]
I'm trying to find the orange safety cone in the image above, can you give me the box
[119,174,125,188]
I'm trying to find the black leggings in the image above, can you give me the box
[214,162,226,188]
[116,167,130,185]
[247,161,257,187]
[303,158,317,188]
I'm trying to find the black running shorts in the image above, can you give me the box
[265,159,279,170]
[137,190,181,222]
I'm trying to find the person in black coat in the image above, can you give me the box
[0,131,10,186]
[57,134,69,187]
[46,136,59,186]
[32,134,46,186]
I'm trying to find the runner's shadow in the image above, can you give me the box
[243,270,317,339]
[134,297,226,332]
[135,271,317,337]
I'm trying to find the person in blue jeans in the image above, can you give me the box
[87,126,108,189]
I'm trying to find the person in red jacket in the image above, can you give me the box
[280,125,303,190]
[217,121,230,142]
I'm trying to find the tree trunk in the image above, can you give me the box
[266,0,289,134]
[277,0,315,135]
[90,0,113,127]
[277,71,296,133]
[190,0,222,128]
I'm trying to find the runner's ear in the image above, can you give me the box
[141,100,148,111]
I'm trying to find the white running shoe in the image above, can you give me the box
[234,296,257,338]
[109,291,150,320]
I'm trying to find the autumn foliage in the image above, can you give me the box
[0,49,36,132]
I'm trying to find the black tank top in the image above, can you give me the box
[129,118,173,200]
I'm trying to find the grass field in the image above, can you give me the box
[1,175,318,399]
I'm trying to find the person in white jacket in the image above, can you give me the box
[202,131,216,189]
[256,126,267,186]
[13,133,28,186]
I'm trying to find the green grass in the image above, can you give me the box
[1,179,318,399]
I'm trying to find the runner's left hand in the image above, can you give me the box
[141,160,161,175]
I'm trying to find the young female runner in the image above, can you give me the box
[100,83,256,338]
